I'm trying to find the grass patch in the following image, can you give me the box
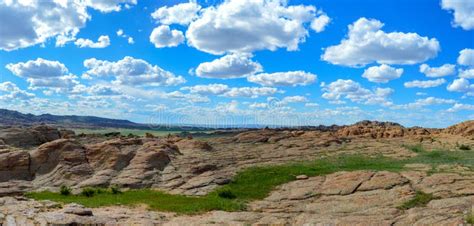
[398,191,435,210]
[27,149,474,214]
[466,213,474,224]
[27,189,243,214]
[402,144,425,153]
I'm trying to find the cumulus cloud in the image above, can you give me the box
[447,78,474,95]
[321,18,440,67]
[0,0,135,51]
[149,25,185,48]
[311,14,330,33]
[162,91,210,103]
[247,71,317,86]
[223,87,278,98]
[185,0,327,54]
[83,56,186,86]
[84,0,137,13]
[441,0,474,30]
[6,58,79,92]
[322,79,393,106]
[447,103,474,112]
[195,53,263,79]
[6,58,68,78]
[181,84,278,98]
[281,95,308,104]
[0,82,35,100]
[459,69,474,79]
[116,29,134,44]
[152,1,201,25]
[419,64,456,77]
[457,48,474,67]
[362,64,403,83]
[393,97,456,110]
[74,35,110,48]
[181,84,230,95]
[404,79,446,88]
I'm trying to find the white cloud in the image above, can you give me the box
[6,58,68,78]
[83,56,186,86]
[149,25,185,48]
[457,48,474,67]
[181,84,229,95]
[393,97,456,110]
[74,35,110,48]
[305,103,319,107]
[0,82,35,100]
[117,29,124,36]
[0,0,135,51]
[404,78,446,88]
[447,103,474,112]
[441,0,474,30]
[310,14,330,33]
[162,91,209,103]
[247,71,317,86]
[84,0,137,13]
[447,78,474,95]
[152,1,201,25]
[116,29,134,44]
[73,84,122,96]
[0,1,88,51]
[281,95,308,104]
[5,58,80,92]
[459,68,474,79]
[419,64,455,77]
[322,79,393,106]
[181,84,278,98]
[223,87,278,98]
[362,64,403,83]
[321,18,440,67]
[185,0,326,54]
[195,53,263,79]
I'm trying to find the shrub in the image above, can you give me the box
[217,189,236,199]
[81,187,96,197]
[59,185,71,196]
[96,188,106,194]
[398,191,434,210]
[458,144,471,150]
[110,185,122,194]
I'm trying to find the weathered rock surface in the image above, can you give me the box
[0,121,473,225]
[1,171,473,225]
[0,125,72,148]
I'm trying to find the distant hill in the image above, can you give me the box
[0,109,147,129]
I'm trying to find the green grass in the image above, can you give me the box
[27,189,243,214]
[402,143,425,153]
[466,213,474,224]
[27,148,474,214]
[398,191,435,210]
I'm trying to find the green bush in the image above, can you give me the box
[398,191,434,210]
[459,144,471,150]
[81,187,96,197]
[110,185,122,194]
[59,185,71,196]
[217,189,236,199]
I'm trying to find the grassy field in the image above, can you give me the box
[27,145,473,214]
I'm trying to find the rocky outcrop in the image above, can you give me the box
[1,171,473,225]
[336,120,432,138]
[0,125,73,148]
[443,120,474,136]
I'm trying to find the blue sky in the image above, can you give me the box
[0,0,473,128]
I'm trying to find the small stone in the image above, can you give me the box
[296,175,309,180]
